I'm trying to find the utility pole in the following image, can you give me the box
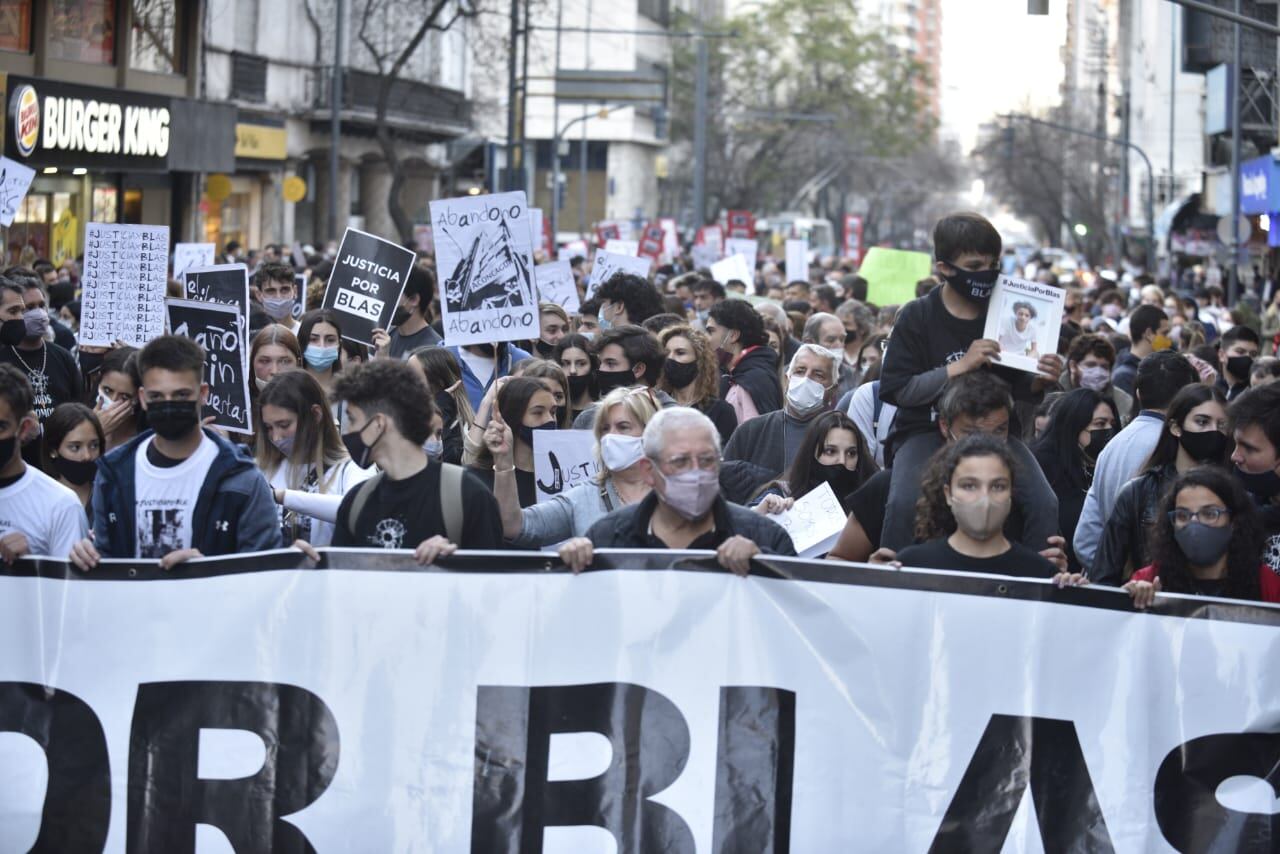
[1230,0,1243,304]
[328,0,345,242]
[692,33,708,230]
[505,0,520,192]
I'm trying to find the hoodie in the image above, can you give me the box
[720,345,783,416]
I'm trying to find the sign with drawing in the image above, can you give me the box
[0,155,35,226]
[172,242,215,279]
[585,250,652,300]
[982,275,1065,375]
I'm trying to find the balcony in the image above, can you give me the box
[310,66,471,139]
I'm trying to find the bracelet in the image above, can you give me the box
[493,464,515,474]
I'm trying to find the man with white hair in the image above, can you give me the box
[722,343,839,476]
[804,312,858,397]
[558,407,795,574]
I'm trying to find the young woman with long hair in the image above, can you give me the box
[516,358,574,429]
[553,333,597,421]
[93,345,142,451]
[407,346,475,464]
[656,324,737,445]
[297,309,344,399]
[471,376,558,508]
[752,411,876,515]
[42,403,104,512]
[250,324,301,393]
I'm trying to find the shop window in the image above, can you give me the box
[93,185,118,223]
[129,0,182,74]
[14,194,46,224]
[49,0,116,64]
[0,1,33,53]
[122,188,142,223]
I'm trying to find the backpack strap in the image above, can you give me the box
[439,462,465,545]
[871,380,883,432]
[345,472,384,539]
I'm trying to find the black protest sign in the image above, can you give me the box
[183,264,250,334]
[165,298,252,435]
[293,273,307,321]
[321,228,416,345]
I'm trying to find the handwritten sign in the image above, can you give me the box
[604,239,639,257]
[0,156,35,227]
[321,228,417,346]
[785,239,809,285]
[982,275,1065,375]
[710,253,752,287]
[184,264,250,336]
[173,242,215,279]
[535,260,580,314]
[859,247,931,307]
[585,250,652,300]
[724,238,758,264]
[430,191,536,347]
[533,429,600,503]
[166,298,252,435]
[79,223,169,347]
[771,482,847,557]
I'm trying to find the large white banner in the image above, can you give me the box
[2,550,1279,852]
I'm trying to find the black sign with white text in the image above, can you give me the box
[165,298,252,434]
[321,228,416,346]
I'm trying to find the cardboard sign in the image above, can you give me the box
[321,228,417,346]
[291,242,308,270]
[173,242,215,279]
[78,223,169,348]
[604,239,639,257]
[859,247,932,307]
[726,209,755,239]
[530,208,546,253]
[166,298,252,435]
[982,275,1066,375]
[0,155,36,227]
[785,239,809,284]
[412,225,434,255]
[595,221,622,246]
[586,250,652,300]
[533,429,600,503]
[184,264,250,334]
[660,218,680,260]
[710,253,752,287]
[770,482,847,557]
[694,224,723,255]
[534,260,580,314]
[431,191,537,347]
[724,238,757,263]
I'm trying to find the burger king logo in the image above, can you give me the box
[11,85,38,158]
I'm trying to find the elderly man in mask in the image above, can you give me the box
[559,407,795,574]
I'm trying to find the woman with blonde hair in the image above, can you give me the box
[656,324,737,445]
[490,385,661,547]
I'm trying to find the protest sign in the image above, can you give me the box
[843,213,864,261]
[534,260,580,314]
[172,242,215,279]
[533,429,599,502]
[710,252,752,287]
[166,298,251,434]
[530,208,546,253]
[291,242,308,269]
[785,239,809,284]
[638,223,665,259]
[183,264,250,332]
[0,156,35,226]
[859,246,932,306]
[695,224,723,255]
[321,228,416,346]
[983,275,1066,374]
[726,208,755,239]
[660,217,680,259]
[724,237,758,263]
[293,273,308,321]
[604,239,639,257]
[3,549,1277,851]
[558,239,588,262]
[691,244,719,271]
[595,221,622,246]
[585,250,652,300]
[78,223,169,347]
[770,482,847,557]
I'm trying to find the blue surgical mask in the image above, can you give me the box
[598,315,613,331]
[304,345,340,371]
[423,437,444,458]
[263,296,294,321]
[696,309,709,324]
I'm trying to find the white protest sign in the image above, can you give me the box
[173,242,215,279]
[770,482,847,557]
[558,239,589,262]
[533,429,599,503]
[586,251,652,300]
[530,208,545,253]
[982,275,1066,375]
[534,260,580,314]
[430,191,538,347]
[691,244,719,271]
[660,218,680,260]
[710,253,752,287]
[785,239,809,284]
[604,239,639,257]
[725,238,758,263]
[0,156,35,227]
[78,223,169,348]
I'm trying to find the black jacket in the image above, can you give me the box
[585,492,796,555]
[719,459,775,505]
[720,345,782,415]
[1091,463,1176,586]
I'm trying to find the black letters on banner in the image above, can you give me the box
[927,714,1115,853]
[471,682,696,853]
[320,228,416,346]
[711,686,796,854]
[166,298,252,434]
[1154,731,1280,850]
[125,680,340,854]
[0,682,111,853]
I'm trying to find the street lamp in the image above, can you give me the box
[1074,223,1089,237]
[550,104,626,242]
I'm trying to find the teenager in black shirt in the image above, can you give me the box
[0,279,81,448]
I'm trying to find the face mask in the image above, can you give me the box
[146,399,202,441]
[1178,429,1227,463]
[663,358,699,389]
[844,329,858,345]
[696,309,709,325]
[304,345,339,371]
[517,420,556,447]
[23,307,49,338]
[271,433,296,458]
[942,266,999,303]
[78,350,106,377]
[716,347,734,370]
[1226,355,1255,381]
[580,331,596,342]
[392,307,412,328]
[598,314,614,332]
[948,494,1011,541]
[1235,463,1280,499]
[255,375,270,392]
[263,297,294,321]
[596,368,635,397]
[0,318,26,346]
[342,417,383,468]
[816,460,860,498]
[0,433,16,466]
[97,390,115,412]
[535,340,555,358]
[1084,427,1114,461]
[601,433,646,471]
[786,375,827,417]
[1102,304,1123,320]
[53,455,98,486]
[1150,333,1173,352]
[423,437,444,458]
[1173,521,1233,567]
[657,467,720,521]
[1078,365,1111,392]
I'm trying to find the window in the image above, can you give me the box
[129,0,181,73]
[0,1,33,53]
[49,0,116,64]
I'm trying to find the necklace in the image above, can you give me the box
[9,344,47,392]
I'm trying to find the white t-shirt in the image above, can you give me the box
[0,466,87,558]
[457,347,496,386]
[270,457,374,547]
[134,435,218,559]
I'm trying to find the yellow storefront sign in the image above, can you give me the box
[52,210,78,266]
[234,123,287,160]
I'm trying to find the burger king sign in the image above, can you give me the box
[11,84,38,157]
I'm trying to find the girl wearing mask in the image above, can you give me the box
[517,359,574,429]
[1031,388,1118,573]
[407,347,474,464]
[495,386,661,547]
[42,403,103,513]
[1092,385,1230,586]
[257,370,373,546]
[533,303,570,359]
[297,309,344,399]
[896,435,1061,578]
[472,377,557,508]
[250,325,301,394]
[553,333,597,422]
[656,325,737,446]
[94,346,142,451]
[1124,466,1276,607]
[752,411,876,515]
[857,334,887,380]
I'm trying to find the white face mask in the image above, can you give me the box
[786,374,827,417]
[97,390,114,412]
[600,433,645,471]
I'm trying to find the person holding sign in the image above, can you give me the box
[69,335,282,571]
[473,377,558,509]
[750,411,876,514]
[378,266,442,359]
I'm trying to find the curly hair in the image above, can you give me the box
[594,273,664,324]
[656,324,721,402]
[332,359,435,445]
[1012,300,1037,318]
[1146,466,1264,600]
[914,434,1020,542]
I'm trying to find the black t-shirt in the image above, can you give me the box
[848,469,892,548]
[471,466,538,508]
[0,342,82,423]
[331,460,503,549]
[699,397,739,447]
[896,538,1058,578]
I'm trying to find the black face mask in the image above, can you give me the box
[0,318,25,346]
[662,358,699,389]
[566,373,591,400]
[48,282,75,310]
[815,461,861,500]
[844,329,859,345]
[391,306,412,328]
[1236,464,1280,499]
[941,265,1000,303]
[145,400,202,440]
[78,350,106,376]
[535,339,555,358]
[0,433,15,466]
[53,455,98,486]
[1179,429,1228,464]
[1226,355,1255,383]
[1084,427,1114,462]
[596,367,636,396]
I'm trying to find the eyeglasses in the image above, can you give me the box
[661,453,719,473]
[1169,507,1230,527]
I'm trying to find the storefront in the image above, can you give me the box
[202,114,291,251]
[1,72,234,264]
